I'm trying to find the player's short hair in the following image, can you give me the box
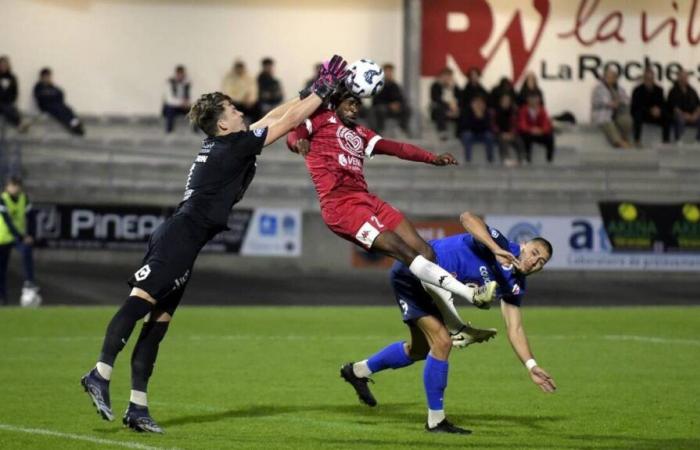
[39,67,51,77]
[188,92,233,137]
[531,237,553,260]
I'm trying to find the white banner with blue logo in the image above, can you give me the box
[240,208,302,257]
[485,215,700,271]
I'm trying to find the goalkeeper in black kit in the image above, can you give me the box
[80,55,349,433]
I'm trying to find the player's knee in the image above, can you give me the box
[431,335,452,358]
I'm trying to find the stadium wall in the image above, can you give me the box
[7,1,700,122]
[3,0,403,115]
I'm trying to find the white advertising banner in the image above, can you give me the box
[240,208,302,257]
[485,215,700,271]
[422,0,700,121]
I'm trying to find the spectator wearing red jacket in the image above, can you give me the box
[518,93,555,163]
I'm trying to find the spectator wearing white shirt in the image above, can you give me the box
[162,65,191,133]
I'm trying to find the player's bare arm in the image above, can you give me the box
[250,97,301,130]
[501,300,557,393]
[460,211,520,268]
[263,54,348,146]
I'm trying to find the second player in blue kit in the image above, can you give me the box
[340,211,557,434]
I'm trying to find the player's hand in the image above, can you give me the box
[432,152,458,166]
[312,55,349,100]
[294,139,310,157]
[493,248,521,270]
[529,366,557,393]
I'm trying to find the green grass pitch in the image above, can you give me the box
[0,306,698,449]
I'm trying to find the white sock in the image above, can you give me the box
[409,256,475,303]
[95,362,112,381]
[353,360,372,378]
[428,409,446,428]
[130,390,148,407]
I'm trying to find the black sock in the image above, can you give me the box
[131,321,170,392]
[98,296,153,367]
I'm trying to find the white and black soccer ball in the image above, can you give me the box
[345,59,385,98]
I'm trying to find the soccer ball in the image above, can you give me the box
[345,59,385,98]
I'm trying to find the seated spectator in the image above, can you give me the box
[667,69,700,142]
[430,67,460,140]
[517,71,545,106]
[489,77,516,108]
[492,93,524,167]
[369,63,409,134]
[458,95,495,163]
[33,68,84,136]
[518,93,555,163]
[460,66,488,108]
[257,57,283,116]
[0,56,30,133]
[631,67,670,145]
[222,60,258,122]
[591,67,633,148]
[161,65,191,134]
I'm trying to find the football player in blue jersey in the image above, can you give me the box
[340,211,556,434]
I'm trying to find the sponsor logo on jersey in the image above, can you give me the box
[253,127,265,137]
[338,154,348,167]
[479,265,492,284]
[491,229,500,238]
[196,155,208,163]
[134,264,151,281]
[512,283,521,295]
[336,126,365,158]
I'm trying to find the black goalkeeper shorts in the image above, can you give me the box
[128,212,209,315]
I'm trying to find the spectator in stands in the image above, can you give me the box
[161,65,191,134]
[0,176,38,306]
[222,60,258,121]
[33,68,84,136]
[489,77,516,108]
[630,67,670,146]
[458,95,495,163]
[518,93,555,163]
[460,67,488,108]
[493,93,524,167]
[517,71,545,106]
[257,57,283,117]
[430,67,460,141]
[667,69,700,142]
[0,56,30,133]
[591,67,633,148]
[369,63,409,134]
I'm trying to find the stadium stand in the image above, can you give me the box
[4,115,699,218]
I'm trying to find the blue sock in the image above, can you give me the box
[366,341,414,373]
[424,354,449,410]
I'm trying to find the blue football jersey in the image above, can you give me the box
[430,227,526,306]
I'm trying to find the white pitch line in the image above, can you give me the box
[0,423,179,450]
[603,335,700,347]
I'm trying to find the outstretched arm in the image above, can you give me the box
[250,97,301,130]
[460,211,520,268]
[258,54,348,147]
[501,300,556,393]
[372,139,457,166]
